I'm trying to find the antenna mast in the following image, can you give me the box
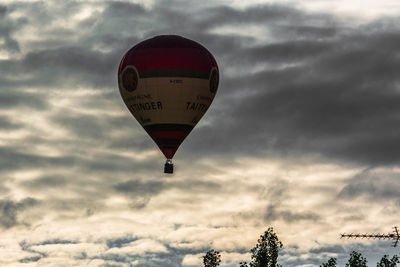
[341,226,400,247]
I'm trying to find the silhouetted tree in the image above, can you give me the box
[345,251,367,267]
[248,227,283,267]
[239,262,248,267]
[320,257,337,267]
[377,254,400,267]
[203,249,221,267]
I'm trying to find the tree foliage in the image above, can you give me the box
[248,227,283,267]
[203,249,221,267]
[345,251,367,267]
[377,254,400,267]
[320,257,337,267]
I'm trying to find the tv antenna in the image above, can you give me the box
[341,226,399,247]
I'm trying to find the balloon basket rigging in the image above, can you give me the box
[164,159,173,174]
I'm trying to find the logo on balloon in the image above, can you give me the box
[209,67,219,93]
[121,66,139,92]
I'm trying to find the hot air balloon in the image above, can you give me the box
[118,35,219,173]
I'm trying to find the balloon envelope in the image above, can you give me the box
[118,35,219,160]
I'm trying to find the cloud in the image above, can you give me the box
[113,177,221,208]
[114,179,164,196]
[114,179,165,208]
[194,4,309,31]
[105,1,146,17]
[338,168,400,201]
[259,178,320,223]
[0,147,75,172]
[0,47,120,89]
[0,0,399,266]
[35,239,79,246]
[0,91,48,110]
[185,17,400,166]
[106,236,139,248]
[265,204,321,223]
[309,244,345,254]
[0,116,21,129]
[0,198,38,228]
[19,255,41,263]
[18,238,90,264]
[0,5,24,53]
[22,47,120,88]
[106,239,168,255]
[22,175,67,189]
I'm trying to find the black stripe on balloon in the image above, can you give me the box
[139,69,210,79]
[144,124,193,133]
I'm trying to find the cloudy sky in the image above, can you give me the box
[1,0,400,266]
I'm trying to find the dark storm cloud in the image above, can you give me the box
[114,179,164,196]
[185,16,400,166]
[106,236,139,248]
[278,25,338,39]
[81,153,156,174]
[309,244,346,254]
[106,133,155,151]
[0,1,145,90]
[0,5,6,16]
[36,238,78,246]
[52,112,145,141]
[53,113,112,140]
[0,91,48,110]
[24,47,112,75]
[264,204,320,223]
[105,1,146,16]
[20,47,120,88]
[114,178,221,208]
[0,116,21,129]
[194,4,308,31]
[19,256,41,263]
[172,179,221,192]
[244,40,334,63]
[0,147,75,172]
[165,4,338,58]
[23,175,67,188]
[0,198,38,228]
[259,179,320,223]
[114,179,168,208]
[0,5,24,53]
[338,168,400,201]
[0,1,334,92]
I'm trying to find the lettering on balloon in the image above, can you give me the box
[129,101,163,112]
[186,102,208,112]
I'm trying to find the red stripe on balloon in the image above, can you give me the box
[148,130,191,159]
[125,48,215,71]
[118,35,218,74]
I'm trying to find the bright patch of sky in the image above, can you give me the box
[225,0,400,19]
